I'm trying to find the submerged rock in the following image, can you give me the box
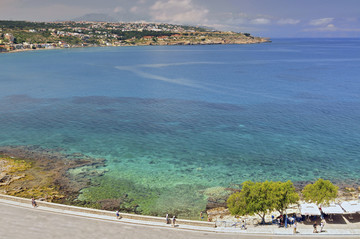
[202,187,233,210]
[0,145,106,203]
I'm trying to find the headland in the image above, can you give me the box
[0,20,270,53]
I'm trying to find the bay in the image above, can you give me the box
[0,38,359,217]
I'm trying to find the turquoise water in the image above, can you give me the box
[0,39,359,216]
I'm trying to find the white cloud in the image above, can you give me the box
[130,6,138,13]
[113,6,123,13]
[149,0,209,24]
[277,18,300,25]
[0,3,94,21]
[326,24,336,30]
[250,18,271,25]
[309,18,334,26]
[303,24,338,32]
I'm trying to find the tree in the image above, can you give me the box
[227,181,274,224]
[270,181,299,215]
[302,179,338,206]
[227,180,300,224]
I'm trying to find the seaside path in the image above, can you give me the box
[0,197,359,239]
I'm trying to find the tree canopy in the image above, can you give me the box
[270,180,299,215]
[302,178,338,205]
[227,180,299,223]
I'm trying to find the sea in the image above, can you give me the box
[0,38,359,217]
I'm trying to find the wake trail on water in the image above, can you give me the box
[115,62,294,102]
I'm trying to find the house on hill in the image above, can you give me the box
[143,36,153,40]
[0,44,8,52]
[157,36,168,40]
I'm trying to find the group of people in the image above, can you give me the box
[313,220,325,233]
[115,210,178,226]
[165,214,176,227]
[272,214,326,234]
[273,214,298,227]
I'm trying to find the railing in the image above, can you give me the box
[215,220,248,228]
[0,194,216,228]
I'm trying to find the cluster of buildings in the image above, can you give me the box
[0,31,79,52]
[69,21,194,32]
[0,21,203,52]
[0,21,266,52]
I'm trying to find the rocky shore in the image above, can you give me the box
[1,145,358,220]
[0,145,106,203]
[126,33,271,46]
[1,32,270,54]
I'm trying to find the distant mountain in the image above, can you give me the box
[72,13,118,22]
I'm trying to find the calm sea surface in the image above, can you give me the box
[0,39,359,216]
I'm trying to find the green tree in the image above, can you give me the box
[271,181,299,215]
[302,179,338,205]
[227,181,274,224]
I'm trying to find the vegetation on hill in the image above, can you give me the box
[0,20,270,52]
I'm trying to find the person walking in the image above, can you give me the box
[165,213,169,224]
[241,220,247,230]
[31,197,37,208]
[313,222,318,233]
[320,220,325,232]
[200,211,203,220]
[172,216,176,227]
[116,210,120,219]
[293,222,297,234]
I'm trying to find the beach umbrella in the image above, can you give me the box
[321,204,344,214]
[321,203,344,221]
[300,203,321,216]
[340,201,360,213]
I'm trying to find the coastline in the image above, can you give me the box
[0,44,92,54]
[0,145,106,204]
[0,37,271,54]
[1,145,359,219]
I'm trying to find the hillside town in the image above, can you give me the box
[0,21,270,52]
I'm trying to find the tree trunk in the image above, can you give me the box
[257,213,266,224]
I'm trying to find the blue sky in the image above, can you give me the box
[1,0,359,37]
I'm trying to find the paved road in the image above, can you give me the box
[0,203,358,239]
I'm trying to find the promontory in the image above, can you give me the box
[0,20,270,52]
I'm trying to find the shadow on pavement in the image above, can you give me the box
[343,214,360,223]
[325,215,347,224]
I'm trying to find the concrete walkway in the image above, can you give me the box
[0,197,359,239]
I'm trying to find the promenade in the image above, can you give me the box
[0,195,359,239]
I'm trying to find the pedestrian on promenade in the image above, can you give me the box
[200,211,203,220]
[166,213,169,224]
[313,222,318,233]
[289,216,295,226]
[31,197,37,208]
[116,210,120,219]
[241,220,247,230]
[320,220,325,232]
[172,216,176,227]
[293,222,297,234]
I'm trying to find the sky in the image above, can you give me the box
[1,0,360,37]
